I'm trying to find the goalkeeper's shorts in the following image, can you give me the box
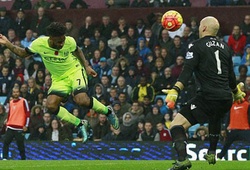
[179,95,232,125]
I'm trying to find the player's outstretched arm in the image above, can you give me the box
[232,82,246,103]
[0,34,29,58]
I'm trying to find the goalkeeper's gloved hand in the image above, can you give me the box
[233,82,246,103]
[162,85,180,109]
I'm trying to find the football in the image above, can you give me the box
[161,10,183,31]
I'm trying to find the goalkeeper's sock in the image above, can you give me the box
[208,119,220,153]
[170,125,188,161]
[57,106,81,126]
[91,97,109,114]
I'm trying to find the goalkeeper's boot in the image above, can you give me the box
[107,105,120,130]
[204,153,216,165]
[78,120,88,143]
[168,159,192,170]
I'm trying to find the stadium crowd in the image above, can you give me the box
[0,0,249,142]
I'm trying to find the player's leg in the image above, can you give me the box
[2,128,15,160]
[168,113,192,170]
[218,130,238,159]
[15,130,26,160]
[204,99,232,164]
[72,68,119,130]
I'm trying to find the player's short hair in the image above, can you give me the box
[46,22,66,37]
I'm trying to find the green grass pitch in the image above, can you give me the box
[0,160,250,170]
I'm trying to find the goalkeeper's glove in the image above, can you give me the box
[162,85,181,109]
[232,82,246,103]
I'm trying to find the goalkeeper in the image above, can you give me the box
[0,22,119,143]
[162,16,246,170]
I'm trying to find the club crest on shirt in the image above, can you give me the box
[186,52,193,59]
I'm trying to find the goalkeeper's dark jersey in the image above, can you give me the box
[178,36,236,100]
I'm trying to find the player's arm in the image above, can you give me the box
[73,46,89,68]
[73,46,97,77]
[0,34,29,58]
[162,47,197,109]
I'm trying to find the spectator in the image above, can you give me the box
[107,87,117,105]
[46,118,73,141]
[190,126,209,141]
[156,122,172,141]
[155,97,169,115]
[169,35,186,60]
[11,0,32,10]
[124,45,138,67]
[108,29,121,50]
[189,17,199,40]
[128,101,145,124]
[0,54,7,71]
[228,25,247,56]
[42,74,51,94]
[33,0,50,9]
[90,28,105,49]
[181,26,196,51]
[228,0,247,6]
[136,37,152,63]
[112,100,123,122]
[169,0,191,6]
[137,120,160,141]
[236,65,248,84]
[126,26,137,46]
[131,76,155,103]
[108,66,120,86]
[42,112,51,131]
[125,66,140,88]
[145,105,164,127]
[3,48,15,71]
[164,113,172,129]
[240,44,250,65]
[80,37,94,61]
[35,69,45,89]
[119,112,137,140]
[135,18,146,38]
[151,57,165,79]
[49,0,66,9]
[135,119,145,140]
[12,58,29,82]
[93,83,107,103]
[143,27,158,49]
[0,104,7,136]
[98,38,111,59]
[116,17,129,37]
[2,87,30,160]
[0,7,14,37]
[99,15,114,40]
[89,49,101,72]
[158,29,174,51]
[65,19,79,41]
[101,124,124,141]
[21,29,35,48]
[105,0,130,8]
[84,109,99,128]
[27,77,41,108]
[148,0,164,7]
[92,114,110,141]
[118,92,131,114]
[115,57,130,77]
[30,7,51,38]
[153,67,176,95]
[171,55,185,80]
[69,0,89,9]
[28,123,47,140]
[240,15,250,44]
[100,75,111,95]
[0,65,15,96]
[7,29,19,44]
[150,13,163,39]
[78,16,95,44]
[20,82,31,104]
[116,36,129,57]
[13,8,29,40]
[29,105,43,134]
[130,0,148,7]
[134,57,150,78]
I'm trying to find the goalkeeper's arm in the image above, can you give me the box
[232,82,246,103]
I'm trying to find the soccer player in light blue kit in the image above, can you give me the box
[0,22,119,142]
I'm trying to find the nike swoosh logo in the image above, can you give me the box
[234,106,243,110]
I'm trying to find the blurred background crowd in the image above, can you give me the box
[0,0,249,143]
